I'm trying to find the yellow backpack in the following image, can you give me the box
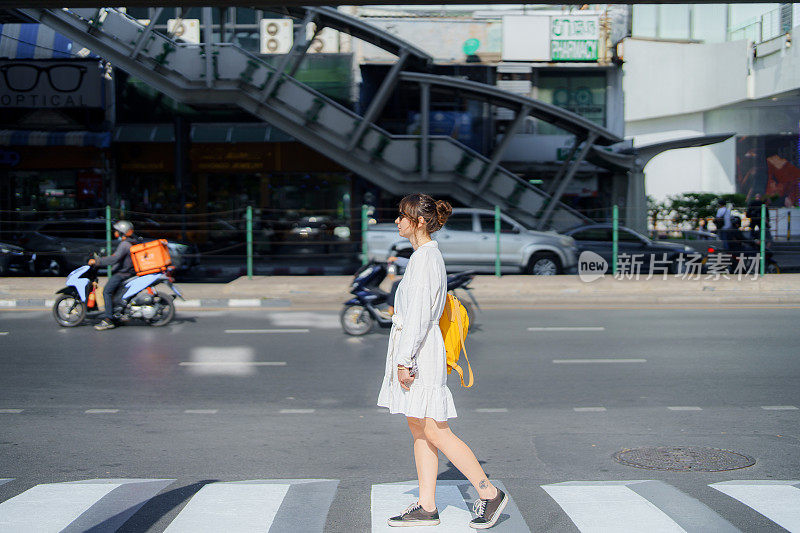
[439,293,474,388]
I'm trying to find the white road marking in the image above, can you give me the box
[761,405,798,410]
[553,359,647,364]
[280,409,315,414]
[476,408,508,413]
[573,407,606,412]
[371,481,474,533]
[85,409,119,414]
[711,480,800,532]
[185,347,285,376]
[0,479,173,532]
[0,300,16,307]
[542,481,685,532]
[0,332,8,335]
[163,481,289,532]
[0,409,23,413]
[184,409,218,414]
[228,298,263,307]
[44,299,54,307]
[371,480,528,532]
[180,362,286,366]
[225,329,310,334]
[267,311,340,329]
[528,327,605,331]
[667,407,702,411]
[175,299,202,307]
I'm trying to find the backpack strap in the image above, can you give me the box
[452,298,474,388]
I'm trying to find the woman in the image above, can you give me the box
[377,193,508,529]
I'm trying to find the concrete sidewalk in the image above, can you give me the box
[2,274,800,309]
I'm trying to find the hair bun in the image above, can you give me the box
[435,200,452,226]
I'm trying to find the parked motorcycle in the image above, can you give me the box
[52,265,183,327]
[340,261,479,336]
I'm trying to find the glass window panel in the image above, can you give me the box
[658,4,690,39]
[477,215,516,233]
[618,229,645,243]
[572,228,611,241]
[537,72,606,133]
[691,4,728,43]
[444,214,474,232]
[632,5,658,37]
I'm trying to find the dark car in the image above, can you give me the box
[0,241,30,275]
[564,223,703,274]
[20,219,197,275]
[652,229,723,255]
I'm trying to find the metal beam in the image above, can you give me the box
[546,140,581,196]
[260,9,315,100]
[419,82,430,180]
[476,104,531,194]
[347,48,409,151]
[130,7,162,58]
[202,7,213,87]
[537,132,598,230]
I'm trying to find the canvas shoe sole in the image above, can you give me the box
[469,491,509,529]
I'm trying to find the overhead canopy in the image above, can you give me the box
[0,129,110,147]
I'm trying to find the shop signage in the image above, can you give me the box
[550,16,599,61]
[0,59,104,109]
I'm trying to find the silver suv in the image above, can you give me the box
[376,208,578,275]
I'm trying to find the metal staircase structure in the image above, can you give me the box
[18,6,622,230]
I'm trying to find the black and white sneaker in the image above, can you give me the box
[387,502,440,527]
[94,319,116,331]
[469,488,508,529]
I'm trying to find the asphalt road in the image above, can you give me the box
[0,306,798,532]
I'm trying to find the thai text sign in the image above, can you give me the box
[550,16,599,61]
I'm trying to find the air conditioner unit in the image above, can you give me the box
[167,18,200,44]
[306,23,339,53]
[260,18,293,54]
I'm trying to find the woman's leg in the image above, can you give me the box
[407,417,439,511]
[421,418,497,500]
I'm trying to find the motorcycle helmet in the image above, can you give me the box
[113,220,134,235]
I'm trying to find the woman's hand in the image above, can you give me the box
[397,366,414,390]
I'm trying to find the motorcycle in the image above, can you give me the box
[52,264,184,328]
[340,261,479,336]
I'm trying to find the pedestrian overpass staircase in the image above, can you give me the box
[18,6,621,230]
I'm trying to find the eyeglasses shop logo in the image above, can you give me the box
[578,251,608,282]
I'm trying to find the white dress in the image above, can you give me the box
[377,240,457,421]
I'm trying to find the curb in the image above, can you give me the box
[0,298,293,309]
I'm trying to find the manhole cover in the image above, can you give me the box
[613,446,756,472]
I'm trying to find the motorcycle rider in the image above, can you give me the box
[87,220,138,331]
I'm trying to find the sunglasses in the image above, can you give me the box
[397,210,415,221]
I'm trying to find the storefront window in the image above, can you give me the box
[536,72,606,135]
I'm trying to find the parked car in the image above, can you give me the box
[564,223,702,273]
[367,208,579,275]
[20,219,197,275]
[652,229,723,255]
[0,241,29,275]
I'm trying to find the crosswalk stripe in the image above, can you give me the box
[163,479,337,533]
[371,480,528,532]
[0,478,173,533]
[542,480,738,532]
[710,480,800,531]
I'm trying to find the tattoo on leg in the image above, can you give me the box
[479,479,488,490]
